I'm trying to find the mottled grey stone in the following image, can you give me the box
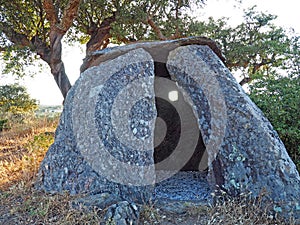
[36,48,156,204]
[71,192,122,211]
[154,199,208,214]
[103,201,140,225]
[81,37,225,73]
[154,171,211,203]
[36,38,300,221]
[167,45,300,219]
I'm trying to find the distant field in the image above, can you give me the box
[35,105,63,117]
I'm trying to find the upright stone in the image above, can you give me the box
[167,45,300,218]
[36,48,156,203]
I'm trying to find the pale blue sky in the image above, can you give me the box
[1,0,299,105]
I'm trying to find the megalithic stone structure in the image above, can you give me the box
[36,37,300,221]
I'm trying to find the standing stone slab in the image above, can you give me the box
[36,48,156,203]
[167,45,300,218]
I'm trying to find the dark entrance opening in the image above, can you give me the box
[153,62,211,203]
[153,61,207,171]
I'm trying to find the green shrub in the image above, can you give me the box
[250,75,300,171]
[0,119,8,131]
[0,84,38,130]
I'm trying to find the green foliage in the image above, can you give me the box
[282,35,300,78]
[0,0,206,77]
[188,6,294,84]
[187,6,300,170]
[0,118,8,131]
[72,0,205,43]
[249,75,300,171]
[1,46,39,77]
[0,0,49,76]
[0,84,38,129]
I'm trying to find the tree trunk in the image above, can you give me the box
[50,31,72,99]
[42,0,81,101]
[34,32,72,100]
[86,13,116,55]
[51,61,72,99]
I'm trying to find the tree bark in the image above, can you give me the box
[239,77,251,86]
[52,62,72,99]
[86,13,116,55]
[146,17,167,41]
[32,33,72,99]
[48,32,72,99]
[42,0,81,100]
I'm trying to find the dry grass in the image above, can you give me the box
[0,116,297,224]
[207,190,295,225]
[0,116,103,224]
[0,185,102,224]
[0,117,58,190]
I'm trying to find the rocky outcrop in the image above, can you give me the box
[36,38,300,222]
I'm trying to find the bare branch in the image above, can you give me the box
[239,77,251,86]
[86,13,116,54]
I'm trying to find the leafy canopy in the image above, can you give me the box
[0,84,38,130]
[0,0,205,76]
[188,6,297,85]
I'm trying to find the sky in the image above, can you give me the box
[1,0,300,106]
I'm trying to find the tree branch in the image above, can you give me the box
[31,35,51,63]
[0,23,31,47]
[43,0,58,26]
[239,77,251,86]
[58,0,81,33]
[86,13,116,55]
[146,17,167,40]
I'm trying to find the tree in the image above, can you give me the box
[0,0,205,100]
[0,84,38,130]
[188,6,294,86]
[282,35,300,78]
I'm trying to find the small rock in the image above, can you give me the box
[71,192,122,211]
[103,201,140,225]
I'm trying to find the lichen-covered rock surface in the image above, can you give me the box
[36,48,157,204]
[36,38,300,222]
[167,45,300,219]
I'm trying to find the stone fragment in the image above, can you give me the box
[103,201,140,225]
[71,192,122,211]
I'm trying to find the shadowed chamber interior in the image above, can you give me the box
[153,62,211,202]
[153,61,207,171]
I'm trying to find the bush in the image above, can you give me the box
[250,75,300,171]
[0,119,8,131]
[0,84,38,130]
